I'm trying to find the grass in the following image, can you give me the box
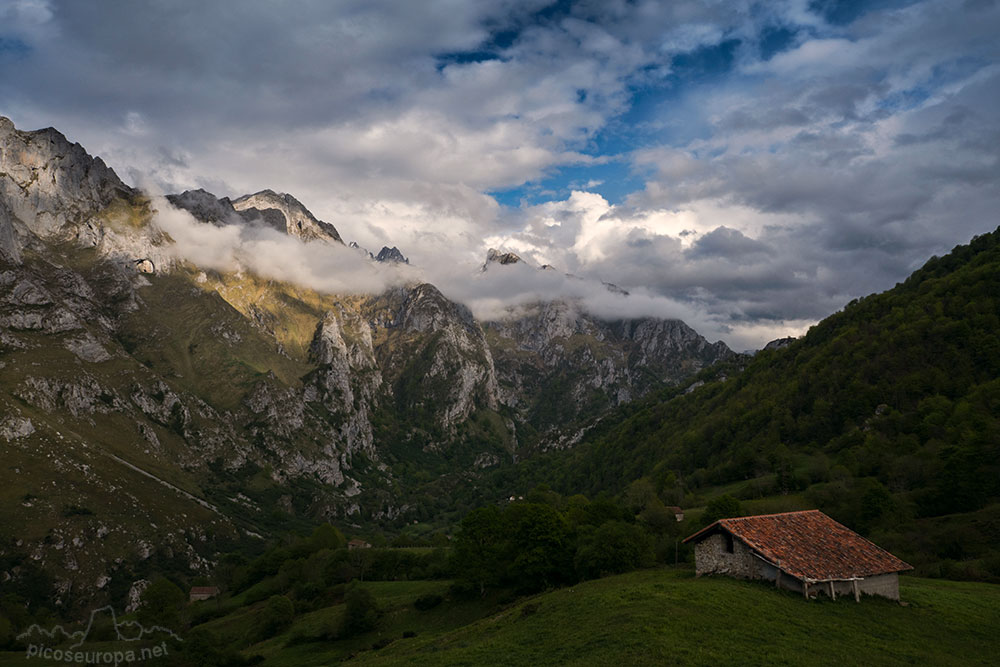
[338,570,999,667]
[118,271,314,412]
[189,580,497,666]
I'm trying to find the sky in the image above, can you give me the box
[1,0,998,350]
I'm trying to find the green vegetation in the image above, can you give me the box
[138,577,187,628]
[118,271,314,410]
[452,491,670,596]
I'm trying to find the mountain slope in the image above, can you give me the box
[485,301,733,448]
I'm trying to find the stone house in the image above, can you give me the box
[683,510,911,601]
[667,506,685,522]
[348,538,372,550]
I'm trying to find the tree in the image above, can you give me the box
[638,497,677,536]
[625,478,658,513]
[0,615,11,649]
[310,523,345,552]
[138,578,186,629]
[452,506,505,595]
[574,521,652,580]
[340,584,379,637]
[251,595,294,642]
[503,503,573,593]
[702,495,741,526]
[347,545,376,582]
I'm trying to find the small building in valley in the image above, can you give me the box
[667,506,685,522]
[348,538,372,550]
[683,510,911,601]
[189,586,220,602]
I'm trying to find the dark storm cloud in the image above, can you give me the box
[688,226,773,261]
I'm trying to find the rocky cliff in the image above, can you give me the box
[485,300,733,447]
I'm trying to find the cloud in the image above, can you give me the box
[151,197,415,295]
[0,0,997,350]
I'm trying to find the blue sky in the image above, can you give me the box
[1,0,997,348]
[490,34,746,207]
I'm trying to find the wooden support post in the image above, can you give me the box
[803,582,809,600]
[829,581,836,600]
[776,570,781,588]
[852,579,860,603]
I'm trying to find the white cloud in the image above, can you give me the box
[151,197,416,295]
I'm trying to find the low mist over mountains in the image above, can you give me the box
[0,118,734,595]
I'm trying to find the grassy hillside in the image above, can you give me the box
[347,570,998,667]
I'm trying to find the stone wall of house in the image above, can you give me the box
[693,531,757,578]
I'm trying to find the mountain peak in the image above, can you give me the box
[602,281,629,296]
[483,248,523,271]
[166,189,244,226]
[232,190,343,244]
[375,246,409,264]
[0,116,132,239]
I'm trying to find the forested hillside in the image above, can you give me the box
[492,228,1000,578]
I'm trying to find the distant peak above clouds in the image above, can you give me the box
[167,187,346,246]
[375,246,409,264]
[482,248,523,271]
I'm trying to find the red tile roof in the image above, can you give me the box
[684,510,912,581]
